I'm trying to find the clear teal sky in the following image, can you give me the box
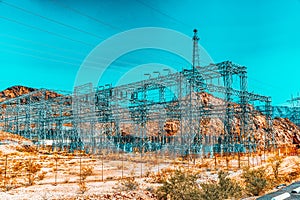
[0,0,299,105]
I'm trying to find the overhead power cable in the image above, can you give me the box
[0,48,79,67]
[1,1,104,39]
[1,34,188,71]
[0,15,94,47]
[0,33,88,57]
[0,47,132,74]
[50,0,122,32]
[135,0,193,29]
[0,44,165,74]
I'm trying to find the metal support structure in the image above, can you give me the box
[0,30,274,157]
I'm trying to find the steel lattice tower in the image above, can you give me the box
[192,29,200,69]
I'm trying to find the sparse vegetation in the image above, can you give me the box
[81,166,94,180]
[24,159,42,185]
[37,171,47,181]
[78,181,88,194]
[1,142,300,199]
[118,170,139,191]
[199,171,242,200]
[77,165,93,194]
[242,167,268,196]
[156,169,201,200]
[268,154,283,182]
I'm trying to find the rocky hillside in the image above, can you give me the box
[0,85,35,102]
[119,92,300,148]
[0,85,61,103]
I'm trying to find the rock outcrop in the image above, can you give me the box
[0,85,61,103]
[0,85,35,102]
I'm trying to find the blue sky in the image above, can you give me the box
[0,0,299,105]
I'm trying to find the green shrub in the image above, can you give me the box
[268,155,283,181]
[200,171,242,200]
[120,176,139,191]
[242,167,267,196]
[156,169,201,200]
[24,159,41,186]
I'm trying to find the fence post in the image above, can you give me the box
[28,158,31,185]
[121,152,124,179]
[4,155,7,190]
[55,156,58,185]
[101,153,104,182]
[79,155,82,183]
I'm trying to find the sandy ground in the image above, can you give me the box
[1,136,300,199]
[0,180,157,200]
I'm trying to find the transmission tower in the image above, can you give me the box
[192,29,200,69]
[288,94,300,127]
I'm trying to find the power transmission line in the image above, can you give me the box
[0,43,160,74]
[0,41,86,64]
[0,47,131,74]
[1,34,186,71]
[50,0,122,32]
[0,15,94,47]
[0,40,152,69]
[135,0,193,29]
[0,48,79,67]
[0,33,88,57]
[1,1,104,40]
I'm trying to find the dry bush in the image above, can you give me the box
[156,169,201,200]
[147,167,175,183]
[242,167,268,196]
[3,178,18,191]
[11,160,23,178]
[81,166,94,180]
[37,171,47,181]
[267,155,283,181]
[24,159,42,185]
[78,181,88,194]
[118,170,139,191]
[144,164,153,178]
[199,171,242,200]
[281,158,300,183]
[118,176,139,191]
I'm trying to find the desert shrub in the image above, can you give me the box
[77,165,93,194]
[199,171,242,200]
[12,160,23,172]
[3,178,18,191]
[148,167,175,183]
[289,158,300,180]
[118,169,139,191]
[78,181,88,194]
[119,176,139,191]
[81,166,93,180]
[156,169,201,200]
[267,155,283,181]
[242,167,268,196]
[280,159,300,183]
[37,171,47,181]
[24,159,42,185]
